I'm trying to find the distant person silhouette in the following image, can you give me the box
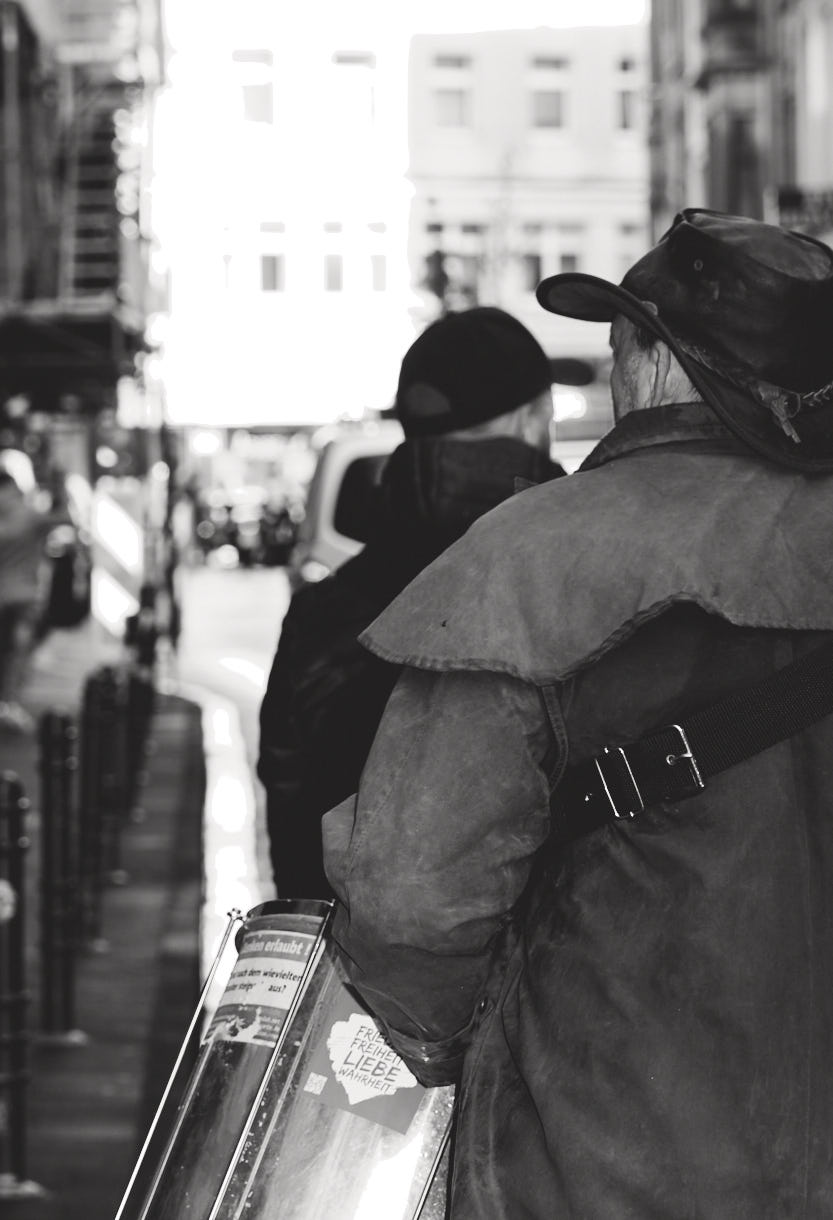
[258,307,573,896]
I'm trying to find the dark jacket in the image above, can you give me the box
[324,403,833,1217]
[257,434,563,897]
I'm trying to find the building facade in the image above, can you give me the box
[158,3,417,428]
[650,0,833,244]
[406,24,650,363]
[0,0,166,630]
[0,0,163,420]
[159,10,651,433]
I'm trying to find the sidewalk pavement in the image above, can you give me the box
[2,620,206,1220]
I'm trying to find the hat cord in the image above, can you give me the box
[676,338,833,445]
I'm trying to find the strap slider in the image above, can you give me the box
[662,724,705,797]
[594,746,644,820]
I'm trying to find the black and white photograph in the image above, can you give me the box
[1,1,833,1216]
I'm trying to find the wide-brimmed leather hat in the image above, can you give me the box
[536,208,833,471]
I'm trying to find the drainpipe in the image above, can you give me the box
[1,1,22,301]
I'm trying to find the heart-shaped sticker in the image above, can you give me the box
[327,1012,418,1106]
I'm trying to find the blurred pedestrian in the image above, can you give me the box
[0,470,64,731]
[258,306,571,897]
[324,210,833,1215]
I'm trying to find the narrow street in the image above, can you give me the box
[172,563,290,970]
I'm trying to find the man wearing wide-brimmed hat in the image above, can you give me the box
[323,210,833,1216]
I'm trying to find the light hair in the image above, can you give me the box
[625,317,703,405]
[445,390,553,448]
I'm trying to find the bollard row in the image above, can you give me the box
[39,712,79,1038]
[40,664,155,1014]
[0,772,31,1191]
[0,661,156,1193]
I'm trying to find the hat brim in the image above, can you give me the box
[549,356,596,386]
[537,272,833,472]
[537,271,680,338]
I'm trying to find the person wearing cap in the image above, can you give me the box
[322,210,833,1215]
[258,306,568,898]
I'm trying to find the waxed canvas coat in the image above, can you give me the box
[323,405,833,1218]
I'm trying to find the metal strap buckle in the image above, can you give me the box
[594,746,644,820]
[663,723,705,796]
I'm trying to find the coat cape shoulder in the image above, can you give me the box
[360,448,833,683]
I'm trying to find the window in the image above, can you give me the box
[233,49,272,65]
[560,253,579,273]
[324,254,343,291]
[323,221,343,233]
[618,56,636,72]
[619,221,642,235]
[522,221,544,235]
[367,221,387,233]
[233,49,273,124]
[706,0,757,17]
[532,55,569,69]
[370,254,386,291]
[435,88,470,127]
[462,223,485,235]
[521,253,542,292]
[434,54,471,69]
[532,89,565,128]
[261,254,284,292]
[260,221,285,233]
[241,83,272,122]
[333,51,376,67]
[617,89,637,130]
[331,51,375,127]
[426,222,444,234]
[445,253,480,304]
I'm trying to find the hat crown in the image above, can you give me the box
[394,307,552,438]
[622,209,833,392]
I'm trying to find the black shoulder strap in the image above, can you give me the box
[553,638,833,841]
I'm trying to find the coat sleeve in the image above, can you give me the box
[322,664,558,1081]
[257,595,304,808]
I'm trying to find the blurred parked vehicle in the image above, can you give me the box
[287,422,404,589]
[193,483,302,568]
[228,489,265,568]
[260,499,303,566]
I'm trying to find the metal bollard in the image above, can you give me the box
[0,771,44,1199]
[38,712,87,1045]
[126,668,155,810]
[80,665,136,945]
[96,666,128,885]
[78,672,107,946]
[125,584,159,672]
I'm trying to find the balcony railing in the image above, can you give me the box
[698,3,769,83]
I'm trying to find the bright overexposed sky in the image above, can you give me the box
[166,1,647,51]
[402,0,647,31]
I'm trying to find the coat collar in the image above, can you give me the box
[582,402,739,471]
